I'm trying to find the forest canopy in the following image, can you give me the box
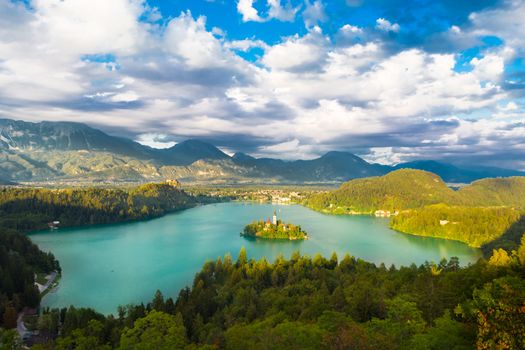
[26,247,525,349]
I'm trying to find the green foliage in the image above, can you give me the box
[0,182,195,231]
[488,249,512,266]
[119,311,187,350]
[306,169,462,214]
[458,177,525,209]
[391,204,521,247]
[0,327,23,350]
[0,229,59,328]
[462,276,525,350]
[242,220,307,240]
[481,214,525,255]
[410,310,474,350]
[31,251,525,349]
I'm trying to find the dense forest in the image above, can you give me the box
[305,169,463,214]
[6,246,521,349]
[0,229,60,330]
[458,177,525,209]
[0,182,195,232]
[391,204,522,247]
[242,220,307,240]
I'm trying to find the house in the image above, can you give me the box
[374,210,391,217]
[48,221,60,229]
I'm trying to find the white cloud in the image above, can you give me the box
[110,91,139,103]
[363,147,416,165]
[261,27,328,70]
[236,0,298,23]
[375,18,400,33]
[136,133,176,149]
[501,101,518,112]
[267,0,299,22]
[237,0,264,22]
[164,11,227,68]
[468,1,525,53]
[470,53,505,81]
[340,24,362,34]
[256,139,317,159]
[0,0,523,167]
[303,0,327,28]
[225,39,269,52]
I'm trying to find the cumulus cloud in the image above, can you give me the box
[237,0,264,22]
[237,0,298,23]
[375,18,400,33]
[267,0,299,22]
[260,26,328,71]
[303,0,327,28]
[468,0,525,53]
[0,0,524,169]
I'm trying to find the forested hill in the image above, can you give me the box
[26,249,525,349]
[0,182,195,232]
[307,169,525,214]
[305,169,463,214]
[458,177,525,209]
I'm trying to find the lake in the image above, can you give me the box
[29,202,482,314]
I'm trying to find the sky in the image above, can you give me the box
[0,0,524,169]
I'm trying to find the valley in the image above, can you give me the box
[1,120,524,349]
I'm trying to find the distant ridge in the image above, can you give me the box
[394,160,525,183]
[0,118,523,184]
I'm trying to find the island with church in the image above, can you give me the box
[241,210,308,240]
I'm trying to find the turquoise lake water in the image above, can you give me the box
[29,202,482,314]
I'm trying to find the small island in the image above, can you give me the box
[242,210,308,240]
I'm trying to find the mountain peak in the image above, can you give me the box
[162,139,230,165]
[232,152,255,161]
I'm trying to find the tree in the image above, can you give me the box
[514,234,525,266]
[488,249,511,266]
[237,247,247,266]
[2,306,17,329]
[119,311,187,350]
[0,328,22,350]
[469,277,525,350]
[410,310,473,350]
[151,290,165,312]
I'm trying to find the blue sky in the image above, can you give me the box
[0,0,524,169]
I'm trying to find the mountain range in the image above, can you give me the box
[0,118,523,184]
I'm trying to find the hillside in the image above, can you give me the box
[0,182,195,231]
[306,169,462,214]
[458,177,525,209]
[391,204,521,247]
[0,118,153,158]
